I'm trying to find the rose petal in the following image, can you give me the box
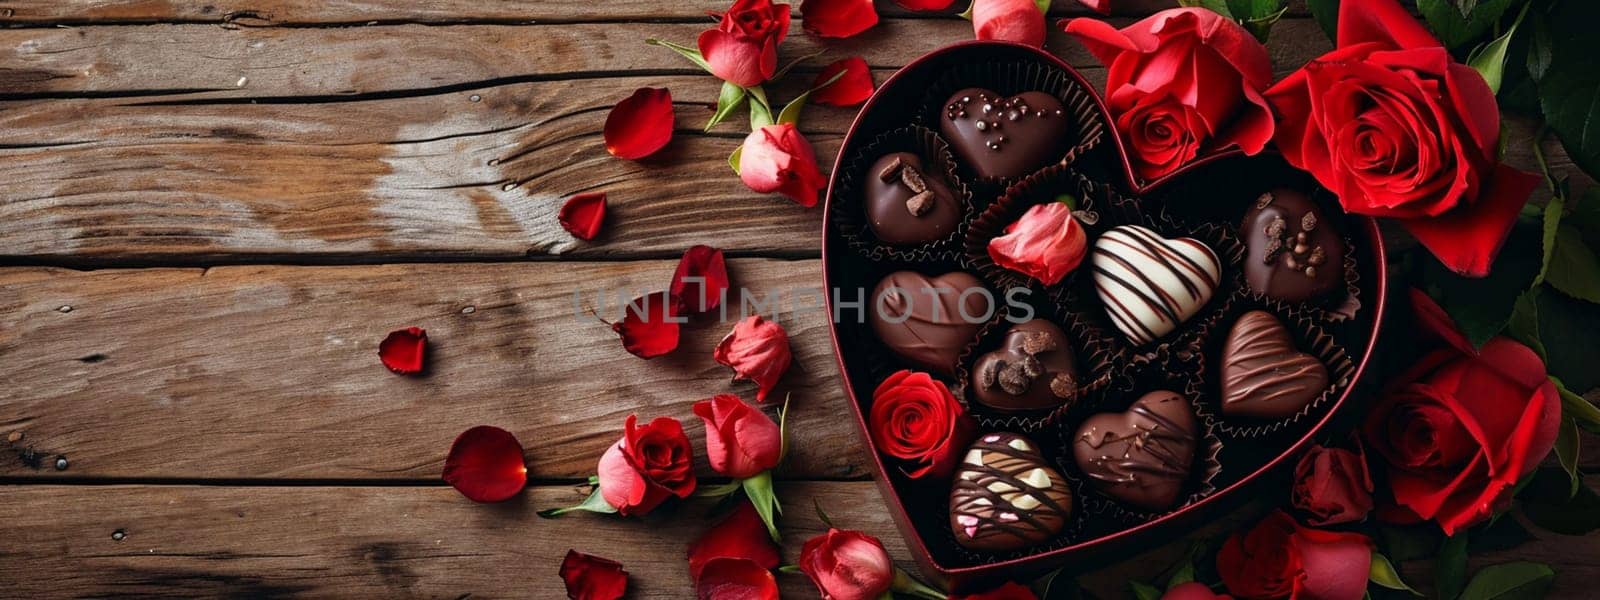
[801,0,879,39]
[694,394,783,478]
[713,315,793,402]
[811,57,875,107]
[612,291,681,358]
[1290,526,1372,600]
[604,88,674,160]
[688,500,782,580]
[953,581,1040,599]
[442,425,527,503]
[378,327,427,375]
[670,245,730,315]
[1398,162,1541,277]
[559,550,628,600]
[895,0,957,9]
[559,192,607,241]
[695,557,779,600]
[1408,288,1478,357]
[972,0,1045,47]
[1336,0,1441,50]
[1076,0,1111,15]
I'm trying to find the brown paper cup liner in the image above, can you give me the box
[1190,297,1358,439]
[916,60,1107,187]
[953,301,1116,435]
[965,165,1114,297]
[831,126,975,264]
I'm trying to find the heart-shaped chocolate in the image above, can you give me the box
[869,271,991,375]
[1241,188,1345,302]
[950,432,1073,552]
[1220,311,1329,419]
[971,320,1079,412]
[939,88,1070,180]
[1073,390,1199,512]
[1092,225,1221,345]
[865,152,961,246]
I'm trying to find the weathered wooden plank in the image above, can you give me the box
[0,258,878,481]
[0,0,1318,25]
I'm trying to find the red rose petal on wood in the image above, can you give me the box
[811,57,875,107]
[800,0,880,39]
[442,425,527,503]
[613,291,682,358]
[378,327,427,375]
[687,500,782,580]
[694,557,780,600]
[604,87,674,160]
[559,192,607,241]
[560,550,628,600]
[670,245,729,315]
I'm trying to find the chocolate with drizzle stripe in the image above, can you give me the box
[949,432,1074,552]
[1073,390,1199,511]
[1091,225,1221,345]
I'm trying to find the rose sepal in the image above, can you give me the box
[537,477,621,518]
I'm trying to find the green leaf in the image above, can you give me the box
[1380,525,1444,563]
[743,470,782,542]
[778,393,791,464]
[1036,0,1051,13]
[1547,224,1600,303]
[1552,376,1600,434]
[1166,561,1196,589]
[1533,0,1600,181]
[1465,2,1528,94]
[777,68,849,127]
[1467,516,1533,554]
[644,38,713,74]
[1419,218,1543,347]
[1129,581,1162,600]
[1538,191,1567,285]
[706,81,747,132]
[1457,562,1554,600]
[728,146,743,176]
[1538,294,1600,393]
[1179,0,1233,17]
[1370,552,1422,596]
[777,565,802,574]
[1437,533,1469,600]
[1227,0,1288,42]
[1417,0,1517,50]
[693,481,743,498]
[536,485,619,518]
[1505,289,1545,359]
[1308,0,1340,42]
[748,86,774,129]
[1520,466,1600,535]
[1555,416,1581,498]
[812,498,834,528]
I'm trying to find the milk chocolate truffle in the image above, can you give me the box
[865,152,962,246]
[1241,188,1345,303]
[940,88,1070,179]
[1073,390,1200,511]
[869,271,991,375]
[950,432,1074,552]
[1220,311,1329,419]
[1091,225,1222,345]
[972,320,1079,412]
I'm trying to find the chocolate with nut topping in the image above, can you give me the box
[1241,188,1345,303]
[865,152,961,246]
[972,320,1080,412]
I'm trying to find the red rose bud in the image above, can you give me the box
[1063,8,1274,180]
[1292,444,1374,526]
[799,529,895,600]
[811,57,876,108]
[694,394,782,479]
[1162,582,1231,600]
[597,415,697,516]
[559,192,607,241]
[714,315,792,402]
[670,245,730,315]
[1265,0,1540,276]
[800,0,879,39]
[442,425,527,503]
[1361,290,1559,535]
[378,326,427,375]
[987,202,1088,286]
[687,500,781,580]
[869,370,976,480]
[972,0,1045,48]
[612,291,681,358]
[559,550,628,600]
[954,581,1040,599]
[1216,511,1371,600]
[698,0,791,87]
[603,87,674,160]
[695,557,780,600]
[739,123,828,207]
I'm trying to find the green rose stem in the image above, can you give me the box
[535,476,618,518]
[891,568,948,599]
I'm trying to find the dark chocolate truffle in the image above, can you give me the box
[865,152,961,246]
[939,88,1069,179]
[869,271,991,375]
[1220,310,1329,419]
[1073,390,1199,511]
[950,432,1073,552]
[1241,188,1345,303]
[971,320,1079,412]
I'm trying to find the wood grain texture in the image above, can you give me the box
[0,258,875,481]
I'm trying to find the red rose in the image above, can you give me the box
[987,201,1088,286]
[739,123,828,207]
[798,529,895,600]
[1216,511,1371,600]
[714,315,793,402]
[1163,582,1232,600]
[695,557,780,600]
[559,550,628,600]
[869,370,976,480]
[1264,0,1541,276]
[955,581,1039,599]
[1063,8,1274,180]
[1361,290,1560,535]
[1292,444,1373,526]
[971,0,1045,48]
[693,394,783,479]
[688,500,781,581]
[597,415,697,516]
[698,0,791,87]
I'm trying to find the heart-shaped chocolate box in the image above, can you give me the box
[822,42,1389,591]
